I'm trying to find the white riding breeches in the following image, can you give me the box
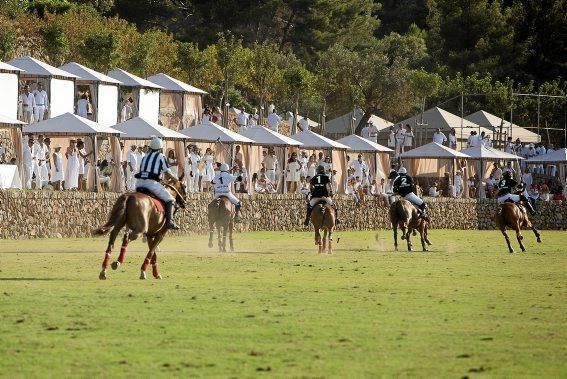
[136,179,175,202]
[497,193,520,204]
[309,196,333,207]
[214,192,240,206]
[403,192,424,206]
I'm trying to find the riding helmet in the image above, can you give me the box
[149,137,163,150]
[220,163,230,172]
[316,165,326,174]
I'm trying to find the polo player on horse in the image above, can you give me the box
[212,163,243,222]
[135,136,180,230]
[389,167,428,218]
[304,165,340,226]
[497,171,536,215]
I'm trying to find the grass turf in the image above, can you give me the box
[0,230,566,377]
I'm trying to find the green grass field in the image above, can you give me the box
[1,230,566,378]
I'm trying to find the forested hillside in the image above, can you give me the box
[1,0,565,139]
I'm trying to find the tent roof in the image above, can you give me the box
[179,120,254,143]
[107,68,163,89]
[336,134,393,152]
[325,109,393,134]
[7,56,77,78]
[290,130,349,149]
[525,148,567,163]
[241,126,303,146]
[0,61,23,73]
[59,62,121,84]
[114,117,189,141]
[0,113,26,126]
[23,113,122,136]
[397,107,491,138]
[465,110,541,143]
[146,73,207,94]
[401,142,470,159]
[460,145,524,160]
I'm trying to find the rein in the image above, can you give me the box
[163,182,186,206]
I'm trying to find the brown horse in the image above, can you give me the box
[208,196,235,252]
[389,199,431,252]
[494,202,541,253]
[310,201,336,254]
[93,176,187,280]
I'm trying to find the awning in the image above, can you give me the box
[114,117,188,141]
[179,120,254,143]
[337,134,393,152]
[23,112,122,136]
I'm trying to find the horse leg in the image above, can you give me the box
[111,232,130,270]
[400,222,407,240]
[328,229,333,254]
[424,224,432,245]
[500,227,514,253]
[217,226,222,252]
[208,221,214,248]
[515,222,526,252]
[322,229,327,254]
[223,225,228,253]
[150,233,165,279]
[392,223,398,251]
[229,221,234,252]
[140,236,155,280]
[99,226,122,280]
[525,219,542,243]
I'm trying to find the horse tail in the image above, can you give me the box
[93,194,128,236]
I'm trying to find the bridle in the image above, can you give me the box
[163,181,187,209]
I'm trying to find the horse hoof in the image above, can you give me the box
[99,271,107,280]
[208,242,213,248]
[139,272,146,280]
[412,231,417,236]
[509,250,515,254]
[537,238,542,243]
[423,248,428,252]
[401,235,405,240]
[154,274,162,279]
[111,261,120,270]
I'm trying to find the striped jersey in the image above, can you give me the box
[137,150,169,181]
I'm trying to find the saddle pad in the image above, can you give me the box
[149,197,165,213]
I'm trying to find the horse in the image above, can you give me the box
[389,198,431,252]
[310,201,336,254]
[207,196,235,252]
[494,202,541,253]
[93,175,187,280]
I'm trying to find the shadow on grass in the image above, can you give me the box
[0,277,70,281]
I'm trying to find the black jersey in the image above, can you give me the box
[392,174,414,196]
[497,178,518,196]
[310,174,331,197]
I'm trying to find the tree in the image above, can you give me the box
[281,55,316,133]
[247,41,283,117]
[0,24,17,61]
[215,32,251,110]
[42,20,69,65]
[80,30,119,72]
[125,29,178,77]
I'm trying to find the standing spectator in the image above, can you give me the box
[360,122,369,139]
[307,154,317,178]
[202,148,215,191]
[522,167,533,189]
[286,152,301,192]
[248,114,257,128]
[547,144,556,176]
[267,108,281,132]
[236,108,247,133]
[403,124,414,153]
[298,151,308,178]
[76,139,90,191]
[32,136,43,189]
[202,107,211,122]
[298,116,310,132]
[33,82,49,122]
[189,145,201,192]
[503,161,516,177]
[535,143,546,174]
[321,156,332,175]
[466,131,475,148]
[504,137,514,153]
[65,139,80,190]
[22,137,34,189]
[386,126,396,150]
[126,144,138,191]
[492,163,503,181]
[234,145,245,169]
[51,144,63,190]
[351,154,367,180]
[121,97,134,122]
[167,149,178,177]
[76,93,89,118]
[19,85,35,123]
[485,174,497,198]
[481,132,491,147]
[211,107,222,123]
[298,176,310,194]
[37,135,50,187]
[448,128,457,149]
[432,128,447,145]
[467,176,477,198]
[394,123,405,157]
[454,170,464,198]
[262,149,278,184]
[136,146,145,170]
[367,120,378,143]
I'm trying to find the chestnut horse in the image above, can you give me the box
[389,199,431,252]
[93,176,187,280]
[310,202,336,254]
[494,202,541,253]
[208,196,235,252]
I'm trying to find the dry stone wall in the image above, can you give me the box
[0,191,566,239]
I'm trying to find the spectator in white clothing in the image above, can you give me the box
[76,93,89,118]
[432,128,447,145]
[286,152,301,192]
[403,124,414,152]
[428,182,442,197]
[267,109,281,132]
[19,85,36,123]
[236,108,247,133]
[448,128,457,149]
[33,82,49,122]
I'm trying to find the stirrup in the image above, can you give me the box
[167,221,180,230]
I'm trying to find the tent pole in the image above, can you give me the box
[282,146,287,194]
[93,135,99,192]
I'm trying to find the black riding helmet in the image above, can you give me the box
[316,165,326,174]
[503,171,512,179]
[388,170,397,180]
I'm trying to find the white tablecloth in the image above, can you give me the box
[0,164,22,189]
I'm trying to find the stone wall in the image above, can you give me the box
[0,191,566,239]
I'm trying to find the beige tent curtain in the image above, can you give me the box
[183,93,202,128]
[109,136,125,192]
[88,83,97,122]
[159,92,182,130]
[248,145,263,193]
[377,152,390,180]
[196,141,230,165]
[331,149,346,194]
[9,127,24,185]
[174,140,186,177]
[406,158,452,177]
[85,135,99,191]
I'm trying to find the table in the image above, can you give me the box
[0,164,22,189]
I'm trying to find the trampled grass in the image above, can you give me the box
[0,230,566,378]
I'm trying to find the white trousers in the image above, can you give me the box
[265,169,276,183]
[498,193,520,204]
[136,179,175,202]
[40,163,49,184]
[23,163,33,189]
[22,109,33,123]
[34,106,46,123]
[403,192,424,206]
[32,161,42,189]
[214,191,240,205]
[309,196,334,207]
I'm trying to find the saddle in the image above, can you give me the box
[136,188,165,213]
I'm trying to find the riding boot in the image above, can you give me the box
[165,201,180,230]
[520,195,536,215]
[234,203,242,223]
[303,204,313,226]
[418,203,428,219]
[333,204,341,224]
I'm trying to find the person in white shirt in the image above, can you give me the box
[121,97,134,122]
[535,143,546,174]
[502,161,516,177]
[36,135,50,187]
[51,144,64,190]
[367,120,378,143]
[33,83,49,123]
[236,109,247,133]
[360,123,369,139]
[286,152,301,192]
[298,151,308,178]
[234,145,245,169]
[481,132,491,147]
[320,156,332,175]
[65,139,80,190]
[262,149,278,183]
[19,85,36,123]
[547,144,556,176]
[448,128,457,149]
[485,174,497,198]
[247,114,257,127]
[298,176,310,195]
[428,182,442,197]
[32,137,44,189]
[521,167,533,189]
[125,145,138,191]
[453,170,464,198]
[212,163,243,221]
[432,128,447,145]
[22,137,35,189]
[76,93,89,118]
[386,126,396,149]
[267,109,281,132]
[403,124,414,152]
[188,145,201,192]
[298,116,310,132]
[351,154,367,179]
[394,124,405,157]
[504,137,514,154]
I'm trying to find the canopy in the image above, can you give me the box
[179,120,254,143]
[401,142,470,159]
[7,56,77,78]
[460,145,524,160]
[23,112,122,136]
[114,117,188,141]
[59,62,121,84]
[337,134,393,152]
[0,62,23,73]
[146,73,207,94]
[241,126,303,146]
[325,109,392,135]
[0,113,25,126]
[290,130,349,149]
[525,148,567,163]
[465,110,540,143]
[107,68,162,89]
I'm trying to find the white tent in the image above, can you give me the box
[396,107,492,149]
[527,148,567,185]
[107,69,163,125]
[241,126,303,147]
[59,62,121,127]
[337,134,393,153]
[7,56,77,119]
[325,109,393,138]
[114,117,188,140]
[465,110,540,143]
[0,62,23,120]
[147,73,206,130]
[401,142,470,159]
[337,134,393,181]
[0,113,26,186]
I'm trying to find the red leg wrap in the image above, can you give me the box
[118,245,127,263]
